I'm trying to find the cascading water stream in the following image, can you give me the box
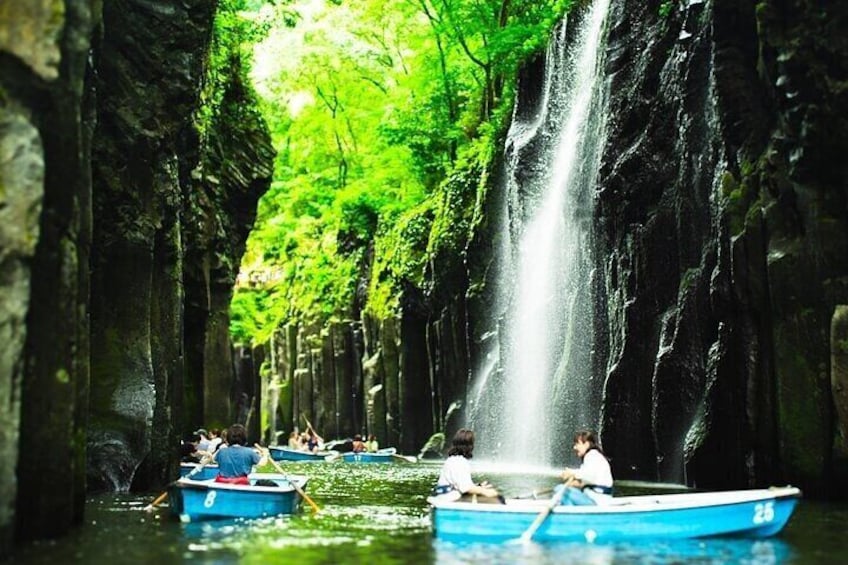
[471,0,610,466]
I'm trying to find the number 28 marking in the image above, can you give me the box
[753,501,774,524]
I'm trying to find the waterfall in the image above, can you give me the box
[470,0,610,466]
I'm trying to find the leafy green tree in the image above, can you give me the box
[229,0,570,344]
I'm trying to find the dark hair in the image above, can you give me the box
[227,424,248,446]
[447,428,475,459]
[354,434,362,441]
[574,430,606,458]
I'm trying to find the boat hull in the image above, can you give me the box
[430,487,800,543]
[168,473,308,522]
[269,446,335,461]
[342,448,397,463]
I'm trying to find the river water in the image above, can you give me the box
[13,461,847,564]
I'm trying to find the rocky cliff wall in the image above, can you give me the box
[1,0,100,550]
[87,0,217,494]
[0,0,273,552]
[595,0,848,495]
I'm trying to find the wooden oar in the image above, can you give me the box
[515,488,554,500]
[391,453,417,463]
[143,491,169,512]
[257,444,321,513]
[517,478,574,544]
[145,455,213,511]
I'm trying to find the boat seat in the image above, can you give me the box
[253,479,282,487]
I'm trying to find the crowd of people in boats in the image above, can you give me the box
[180,420,612,506]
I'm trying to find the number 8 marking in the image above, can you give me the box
[204,490,217,508]
[753,502,774,524]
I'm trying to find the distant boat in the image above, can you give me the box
[429,486,801,542]
[268,446,337,462]
[179,462,219,481]
[168,473,309,523]
[341,447,397,463]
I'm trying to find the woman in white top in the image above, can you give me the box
[558,430,613,504]
[431,429,499,502]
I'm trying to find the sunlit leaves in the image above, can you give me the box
[231,0,568,344]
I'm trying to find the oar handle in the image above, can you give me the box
[186,454,214,479]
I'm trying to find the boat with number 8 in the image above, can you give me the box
[429,486,801,542]
[168,473,309,522]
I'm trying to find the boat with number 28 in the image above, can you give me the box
[168,473,309,522]
[429,486,800,543]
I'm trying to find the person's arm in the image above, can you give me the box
[466,482,499,497]
[560,466,585,487]
[448,457,499,497]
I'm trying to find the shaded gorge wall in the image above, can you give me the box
[594,0,848,497]
[0,0,274,555]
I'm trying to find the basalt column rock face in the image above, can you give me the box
[183,68,275,435]
[595,0,848,495]
[88,0,215,492]
[3,0,100,547]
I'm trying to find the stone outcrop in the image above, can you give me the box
[87,0,217,493]
[594,0,848,495]
[183,67,276,440]
[1,0,273,552]
[2,0,100,550]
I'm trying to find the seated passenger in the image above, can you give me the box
[305,423,324,453]
[557,430,613,505]
[213,423,269,484]
[351,434,366,453]
[287,431,300,450]
[431,429,502,504]
[207,428,223,453]
[365,434,379,453]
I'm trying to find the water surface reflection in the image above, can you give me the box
[12,461,845,564]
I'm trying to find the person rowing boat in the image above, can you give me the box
[430,429,503,503]
[213,423,269,484]
[556,430,613,505]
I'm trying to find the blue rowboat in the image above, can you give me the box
[269,446,337,462]
[342,447,397,463]
[179,462,219,481]
[168,473,309,523]
[429,486,801,542]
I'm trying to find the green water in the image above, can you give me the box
[12,461,848,564]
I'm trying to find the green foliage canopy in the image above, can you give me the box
[229,0,570,345]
